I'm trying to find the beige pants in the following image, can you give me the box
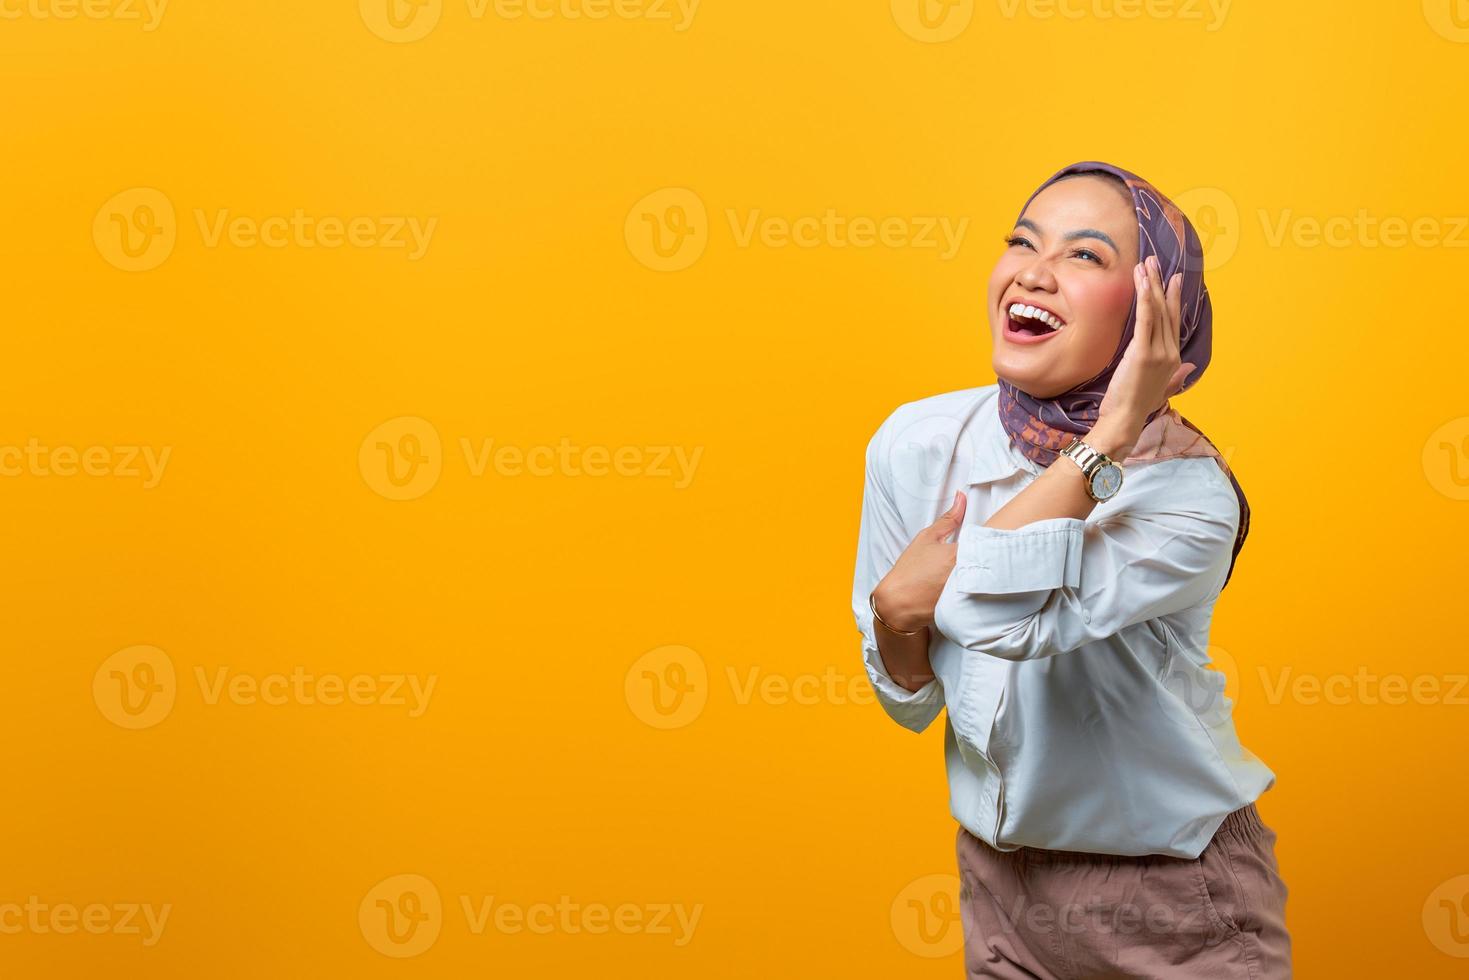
[957,804,1291,978]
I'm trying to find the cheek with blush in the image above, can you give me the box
[1070,276,1135,351]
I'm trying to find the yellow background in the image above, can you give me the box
[3,0,1467,975]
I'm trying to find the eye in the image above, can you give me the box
[1071,247,1103,264]
[1005,235,1034,250]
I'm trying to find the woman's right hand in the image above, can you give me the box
[872,491,968,633]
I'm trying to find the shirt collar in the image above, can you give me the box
[967,390,1043,486]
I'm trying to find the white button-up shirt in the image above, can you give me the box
[852,384,1275,859]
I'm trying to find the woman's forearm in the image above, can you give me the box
[983,415,1140,530]
[872,617,934,693]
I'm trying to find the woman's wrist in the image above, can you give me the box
[1087,414,1143,460]
[872,581,929,634]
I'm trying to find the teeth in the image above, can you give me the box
[1008,302,1064,331]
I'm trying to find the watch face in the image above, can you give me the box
[1090,463,1123,500]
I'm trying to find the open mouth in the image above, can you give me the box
[1004,301,1066,340]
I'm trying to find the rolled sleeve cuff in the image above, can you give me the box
[865,643,942,706]
[857,607,942,722]
[953,516,1085,595]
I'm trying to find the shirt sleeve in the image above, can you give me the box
[931,458,1241,662]
[852,412,945,734]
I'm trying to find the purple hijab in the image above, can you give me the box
[995,161,1250,588]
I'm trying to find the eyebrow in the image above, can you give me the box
[1014,218,1120,254]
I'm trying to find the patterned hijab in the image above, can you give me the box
[995,161,1250,588]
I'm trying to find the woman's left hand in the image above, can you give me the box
[1097,254,1196,445]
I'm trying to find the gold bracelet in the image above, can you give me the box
[870,590,922,636]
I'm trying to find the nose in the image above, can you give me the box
[1016,256,1058,293]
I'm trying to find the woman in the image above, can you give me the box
[851,161,1291,977]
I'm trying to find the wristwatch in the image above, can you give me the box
[1059,438,1124,502]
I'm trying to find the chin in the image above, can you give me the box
[992,353,1056,397]
[992,340,1101,401]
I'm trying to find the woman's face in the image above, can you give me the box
[987,175,1141,398]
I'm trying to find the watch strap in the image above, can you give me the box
[1060,438,1120,501]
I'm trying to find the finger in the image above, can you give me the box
[1133,262,1156,345]
[1164,272,1184,357]
[930,490,962,527]
[1146,256,1168,351]
[931,490,967,541]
